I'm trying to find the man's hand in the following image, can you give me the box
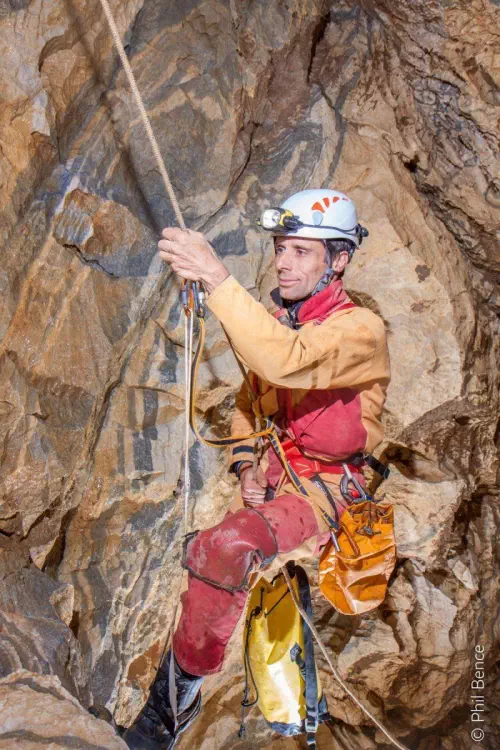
[240,464,268,507]
[158,227,230,295]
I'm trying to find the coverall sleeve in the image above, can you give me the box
[228,379,256,472]
[206,276,382,390]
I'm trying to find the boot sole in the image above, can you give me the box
[123,690,202,750]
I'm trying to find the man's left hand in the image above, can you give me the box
[240,464,268,507]
[158,228,229,295]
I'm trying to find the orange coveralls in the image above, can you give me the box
[173,275,391,675]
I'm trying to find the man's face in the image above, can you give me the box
[274,236,329,301]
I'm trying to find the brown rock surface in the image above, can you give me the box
[0,567,89,705]
[0,670,126,748]
[0,0,499,748]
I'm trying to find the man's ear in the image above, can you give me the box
[331,250,349,273]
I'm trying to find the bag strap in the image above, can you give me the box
[364,453,390,480]
[238,602,261,738]
[295,566,318,748]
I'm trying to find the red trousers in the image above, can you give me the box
[172,492,334,676]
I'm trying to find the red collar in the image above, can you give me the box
[274,279,355,326]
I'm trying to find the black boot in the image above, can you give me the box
[123,650,203,750]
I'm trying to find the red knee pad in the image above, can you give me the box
[182,508,278,591]
[256,493,319,552]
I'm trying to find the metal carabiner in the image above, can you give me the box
[329,528,341,552]
[193,281,205,318]
[181,279,193,316]
[340,462,372,504]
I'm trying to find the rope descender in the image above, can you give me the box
[181,280,205,319]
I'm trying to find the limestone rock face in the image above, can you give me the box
[0,0,499,748]
[0,568,89,706]
[0,670,126,749]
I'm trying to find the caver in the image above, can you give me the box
[123,188,393,749]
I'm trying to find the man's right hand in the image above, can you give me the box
[240,464,268,506]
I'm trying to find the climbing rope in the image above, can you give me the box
[98,0,194,536]
[183,312,194,536]
[98,0,185,230]
[99,4,407,748]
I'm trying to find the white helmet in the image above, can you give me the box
[258,188,368,248]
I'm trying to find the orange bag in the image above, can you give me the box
[318,501,396,616]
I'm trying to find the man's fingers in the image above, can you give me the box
[161,227,185,241]
[158,239,188,256]
[169,264,198,280]
[158,239,173,253]
[242,486,266,494]
[242,491,266,501]
[157,250,199,280]
[243,497,266,507]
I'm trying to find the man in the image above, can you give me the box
[123,189,391,749]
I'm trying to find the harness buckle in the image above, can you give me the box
[305,715,318,735]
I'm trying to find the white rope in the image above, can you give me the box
[98,0,193,534]
[100,6,409,747]
[281,566,409,750]
[183,313,194,536]
[98,0,185,230]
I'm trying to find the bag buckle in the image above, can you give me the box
[358,525,381,537]
[305,716,318,735]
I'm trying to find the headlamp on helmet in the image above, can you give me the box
[257,208,301,233]
[257,207,368,245]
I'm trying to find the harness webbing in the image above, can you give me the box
[99,5,408,748]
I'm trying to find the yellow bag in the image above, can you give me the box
[240,564,329,744]
[319,501,396,616]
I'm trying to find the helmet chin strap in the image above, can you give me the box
[311,266,335,297]
[311,237,339,296]
[282,266,337,329]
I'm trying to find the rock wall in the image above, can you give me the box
[0,0,499,748]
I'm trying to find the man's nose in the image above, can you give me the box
[275,250,292,271]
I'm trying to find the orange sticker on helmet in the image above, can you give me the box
[311,196,340,213]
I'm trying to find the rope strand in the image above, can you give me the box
[183,313,194,535]
[99,0,191,672]
[98,0,185,229]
